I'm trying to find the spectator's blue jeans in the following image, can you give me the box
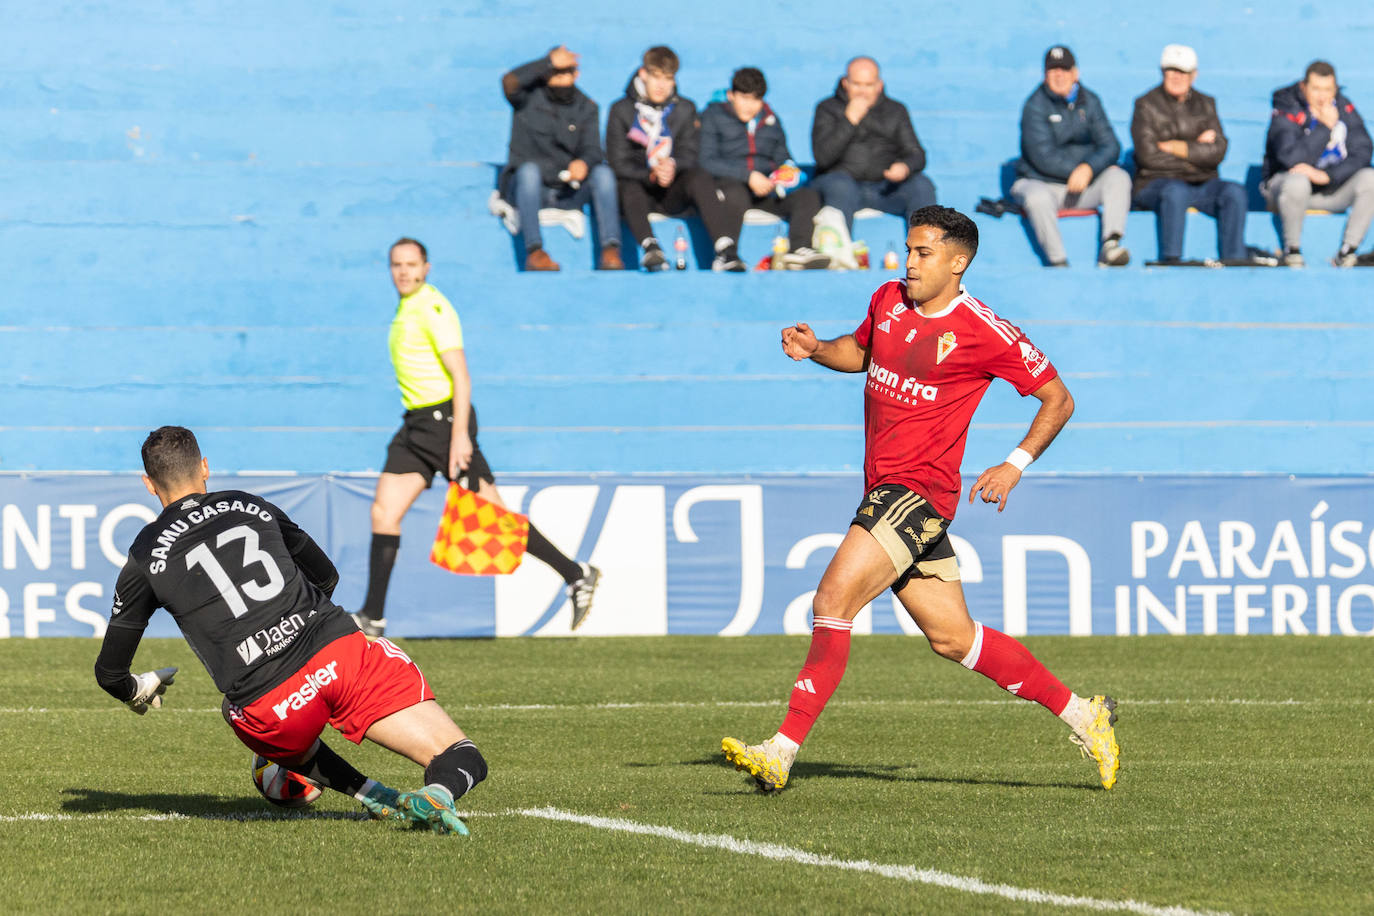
[511,161,621,253]
[1133,177,1248,261]
[811,170,937,230]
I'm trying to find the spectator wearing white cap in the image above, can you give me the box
[1130,44,1255,264]
[1011,46,1132,267]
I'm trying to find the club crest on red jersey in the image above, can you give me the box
[936,331,957,364]
[1019,340,1049,377]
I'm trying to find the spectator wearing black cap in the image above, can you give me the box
[809,56,936,231]
[1011,46,1131,267]
[1130,44,1252,264]
[700,67,829,269]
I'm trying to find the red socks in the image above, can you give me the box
[777,616,852,745]
[961,622,1071,715]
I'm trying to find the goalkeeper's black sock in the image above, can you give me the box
[298,741,368,797]
[525,524,583,584]
[359,533,400,620]
[424,739,487,800]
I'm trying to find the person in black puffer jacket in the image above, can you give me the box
[499,45,622,272]
[809,56,936,232]
[605,46,741,271]
[699,68,828,269]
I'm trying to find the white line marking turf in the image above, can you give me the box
[1,805,1227,914]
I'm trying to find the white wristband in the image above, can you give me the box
[1005,447,1033,471]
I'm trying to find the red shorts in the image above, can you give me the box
[225,631,434,759]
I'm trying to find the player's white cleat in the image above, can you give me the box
[722,736,796,792]
[568,564,601,631]
[1069,695,1120,790]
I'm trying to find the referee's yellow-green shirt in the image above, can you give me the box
[388,283,464,410]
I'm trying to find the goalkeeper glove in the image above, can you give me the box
[126,666,178,715]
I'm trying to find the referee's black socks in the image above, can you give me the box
[359,533,400,621]
[526,524,584,584]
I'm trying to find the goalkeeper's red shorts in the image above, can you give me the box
[225,631,435,760]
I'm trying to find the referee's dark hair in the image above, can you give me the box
[909,205,979,264]
[141,426,202,490]
[390,237,428,262]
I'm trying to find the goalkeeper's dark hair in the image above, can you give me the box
[908,205,979,265]
[141,426,202,490]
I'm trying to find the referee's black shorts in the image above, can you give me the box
[850,483,961,591]
[381,401,495,489]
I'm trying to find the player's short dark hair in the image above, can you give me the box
[643,46,679,75]
[1305,60,1336,82]
[390,237,428,261]
[731,67,767,97]
[141,426,202,490]
[909,205,979,264]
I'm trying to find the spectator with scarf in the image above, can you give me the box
[1262,60,1374,267]
[606,46,743,271]
[700,67,829,269]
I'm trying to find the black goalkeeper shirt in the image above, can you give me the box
[95,489,359,705]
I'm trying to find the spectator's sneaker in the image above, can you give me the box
[641,241,668,271]
[721,736,795,792]
[1283,248,1305,268]
[567,563,601,631]
[712,246,747,272]
[1333,246,1359,268]
[397,783,469,835]
[349,613,385,639]
[1097,238,1130,266]
[524,248,560,271]
[783,247,831,270]
[1069,695,1120,790]
[359,781,403,821]
[598,244,625,270]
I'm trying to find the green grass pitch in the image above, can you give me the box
[1,634,1369,915]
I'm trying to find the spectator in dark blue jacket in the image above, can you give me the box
[809,56,936,231]
[1261,60,1374,267]
[500,46,622,271]
[1011,46,1131,267]
[700,68,829,269]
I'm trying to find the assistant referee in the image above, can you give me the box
[354,238,600,637]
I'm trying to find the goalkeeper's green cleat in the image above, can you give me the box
[397,783,469,835]
[722,736,795,792]
[1069,695,1120,790]
[359,781,403,821]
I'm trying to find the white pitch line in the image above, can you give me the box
[0,697,1340,716]
[517,807,1229,916]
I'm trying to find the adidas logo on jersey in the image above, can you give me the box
[859,505,875,517]
[877,319,891,333]
[794,678,816,694]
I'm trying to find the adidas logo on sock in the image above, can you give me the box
[1006,681,1023,695]
[794,678,816,694]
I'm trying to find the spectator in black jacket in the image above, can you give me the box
[606,46,741,271]
[1011,46,1131,267]
[1261,60,1374,267]
[810,56,936,231]
[700,68,829,269]
[1130,44,1251,264]
[499,46,622,271]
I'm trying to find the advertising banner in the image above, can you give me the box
[2,473,1371,638]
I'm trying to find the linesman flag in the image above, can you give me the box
[429,483,529,575]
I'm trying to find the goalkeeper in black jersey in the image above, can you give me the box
[94,426,485,834]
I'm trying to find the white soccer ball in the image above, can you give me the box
[251,754,322,808]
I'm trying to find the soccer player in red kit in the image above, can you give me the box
[722,206,1120,792]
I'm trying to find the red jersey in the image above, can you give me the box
[852,281,1057,520]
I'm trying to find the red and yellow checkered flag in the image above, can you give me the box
[429,483,529,575]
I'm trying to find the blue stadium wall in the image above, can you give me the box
[3,1,1372,636]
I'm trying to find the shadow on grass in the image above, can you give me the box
[645,756,1098,792]
[59,788,367,820]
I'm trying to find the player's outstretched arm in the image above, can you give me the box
[781,323,868,372]
[969,377,1074,512]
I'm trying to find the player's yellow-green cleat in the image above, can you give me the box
[722,737,793,792]
[396,783,469,835]
[1069,695,1120,789]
